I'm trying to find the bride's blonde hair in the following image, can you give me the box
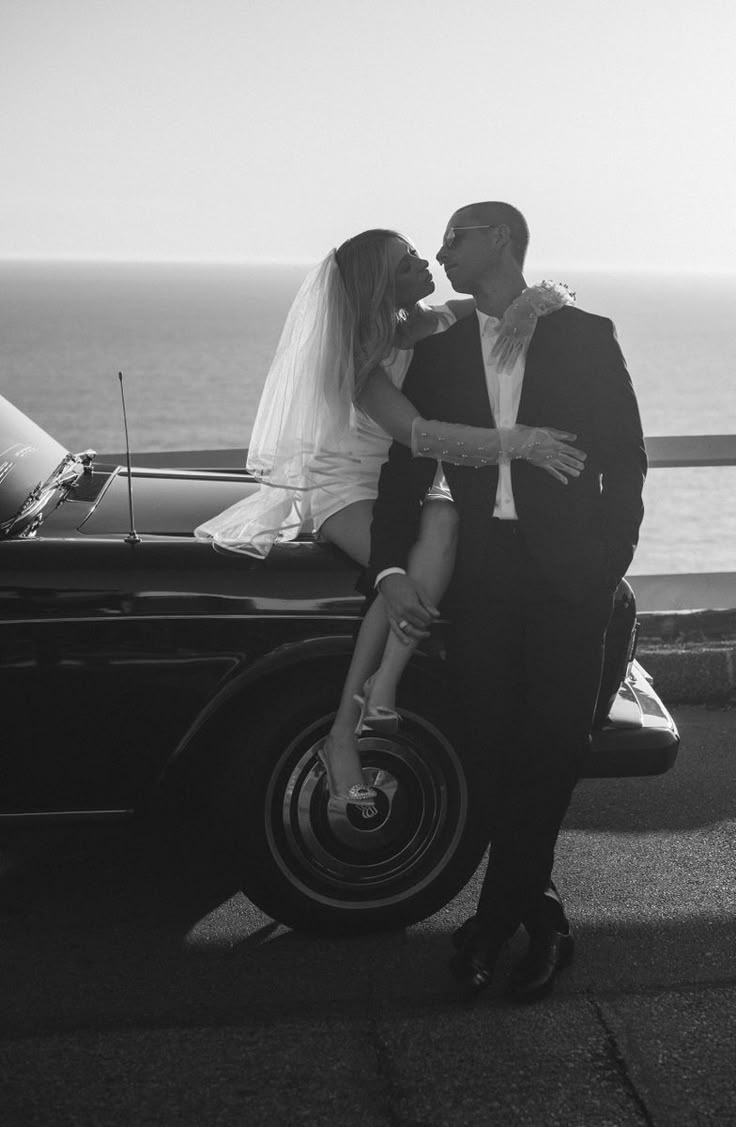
[335,229,409,398]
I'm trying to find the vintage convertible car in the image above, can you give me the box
[0,393,679,934]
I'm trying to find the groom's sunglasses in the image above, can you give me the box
[442,224,496,250]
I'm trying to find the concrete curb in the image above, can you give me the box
[636,609,736,704]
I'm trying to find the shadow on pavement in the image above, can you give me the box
[0,808,734,1041]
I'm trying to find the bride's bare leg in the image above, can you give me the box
[318,501,386,796]
[320,500,373,571]
[365,499,459,713]
[317,497,458,794]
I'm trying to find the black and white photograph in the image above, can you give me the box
[1,0,734,1123]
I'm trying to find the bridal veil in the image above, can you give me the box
[195,252,357,558]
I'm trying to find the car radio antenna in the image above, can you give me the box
[118,371,141,545]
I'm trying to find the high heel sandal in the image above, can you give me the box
[316,741,378,808]
[353,694,400,735]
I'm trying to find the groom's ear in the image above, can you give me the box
[495,223,511,249]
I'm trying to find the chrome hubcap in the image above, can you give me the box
[264,712,468,911]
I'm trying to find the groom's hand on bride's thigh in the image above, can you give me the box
[378,574,439,645]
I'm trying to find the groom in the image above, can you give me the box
[367,201,646,1000]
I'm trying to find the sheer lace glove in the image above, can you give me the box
[500,424,587,482]
[411,417,502,466]
[411,418,586,483]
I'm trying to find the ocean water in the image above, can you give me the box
[1,260,735,575]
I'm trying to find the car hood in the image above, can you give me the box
[77,466,260,537]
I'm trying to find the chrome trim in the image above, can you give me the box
[606,685,642,729]
[0,808,134,822]
[627,660,679,729]
[0,613,364,625]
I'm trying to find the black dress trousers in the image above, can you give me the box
[445,518,614,934]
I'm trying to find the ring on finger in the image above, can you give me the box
[398,618,409,631]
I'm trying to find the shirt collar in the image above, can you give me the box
[476,308,502,334]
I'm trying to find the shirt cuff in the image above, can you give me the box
[375,567,407,589]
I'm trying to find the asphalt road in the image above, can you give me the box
[1,705,734,1127]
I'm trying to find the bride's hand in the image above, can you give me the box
[395,303,439,349]
[517,426,587,484]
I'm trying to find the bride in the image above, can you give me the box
[196,229,584,808]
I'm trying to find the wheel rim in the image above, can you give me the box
[264,710,469,913]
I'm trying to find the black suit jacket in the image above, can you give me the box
[367,306,647,603]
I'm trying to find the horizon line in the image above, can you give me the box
[1,255,735,276]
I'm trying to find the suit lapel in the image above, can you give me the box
[517,310,557,419]
[446,314,495,427]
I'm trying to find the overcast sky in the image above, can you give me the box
[2,0,734,270]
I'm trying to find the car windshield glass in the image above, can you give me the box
[0,394,71,527]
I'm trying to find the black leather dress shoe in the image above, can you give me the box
[507,921,575,1003]
[449,923,506,996]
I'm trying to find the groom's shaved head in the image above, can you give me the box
[454,201,529,266]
